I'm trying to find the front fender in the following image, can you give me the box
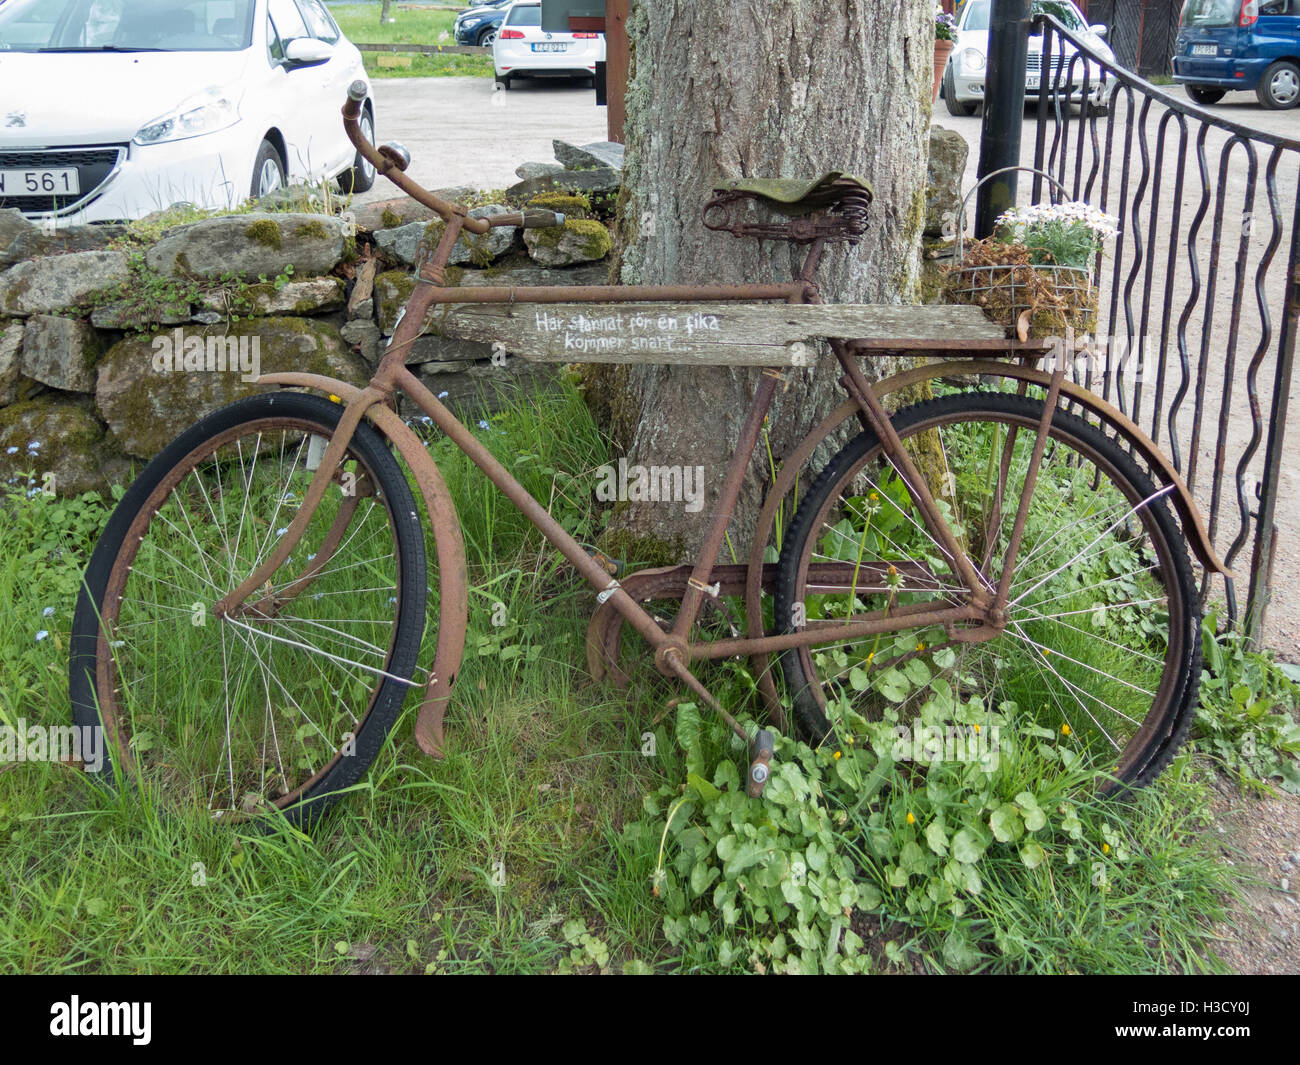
[256,372,468,757]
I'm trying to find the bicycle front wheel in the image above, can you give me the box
[70,392,428,827]
[774,391,1200,793]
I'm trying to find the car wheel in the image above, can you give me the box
[495,73,511,90]
[1256,60,1300,109]
[478,26,498,47]
[1187,85,1226,106]
[250,139,285,199]
[944,67,976,116]
[338,106,376,194]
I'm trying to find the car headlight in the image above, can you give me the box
[133,88,240,146]
[961,49,986,74]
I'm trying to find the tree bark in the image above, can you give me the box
[379,0,393,24]
[594,0,934,563]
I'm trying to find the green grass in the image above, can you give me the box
[0,379,1286,973]
[328,3,494,78]
[0,384,673,973]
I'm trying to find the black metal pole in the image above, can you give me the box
[975,0,1031,238]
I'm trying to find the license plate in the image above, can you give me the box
[1192,44,1217,55]
[532,42,567,52]
[1027,74,1040,90]
[0,167,80,196]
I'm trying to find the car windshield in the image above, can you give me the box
[1180,0,1240,24]
[0,0,255,52]
[961,0,1087,32]
[505,3,540,27]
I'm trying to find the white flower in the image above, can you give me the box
[42,606,54,617]
[5,447,16,455]
[478,420,489,430]
[35,629,49,642]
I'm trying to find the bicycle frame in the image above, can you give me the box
[211,87,1231,760]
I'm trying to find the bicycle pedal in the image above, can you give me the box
[586,549,624,577]
[747,729,775,798]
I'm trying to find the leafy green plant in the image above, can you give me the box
[628,644,1233,973]
[1196,612,1300,794]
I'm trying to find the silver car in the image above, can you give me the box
[943,0,1116,116]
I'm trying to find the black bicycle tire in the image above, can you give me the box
[69,391,428,829]
[773,391,1201,792]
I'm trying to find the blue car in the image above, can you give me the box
[1173,0,1300,108]
[454,0,512,47]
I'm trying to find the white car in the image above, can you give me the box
[492,0,604,90]
[943,0,1116,116]
[0,0,377,224]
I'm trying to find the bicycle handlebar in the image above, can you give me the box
[342,82,565,235]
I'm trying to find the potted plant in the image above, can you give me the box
[946,200,1119,338]
[934,7,958,103]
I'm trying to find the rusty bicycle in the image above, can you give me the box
[69,81,1230,828]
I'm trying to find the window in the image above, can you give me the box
[298,0,338,42]
[962,1,991,31]
[505,3,541,27]
[0,0,253,51]
[268,0,307,43]
[1181,0,1241,26]
[961,0,1088,32]
[1032,2,1087,31]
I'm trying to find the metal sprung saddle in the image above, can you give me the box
[702,171,874,244]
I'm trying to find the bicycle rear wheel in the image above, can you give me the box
[773,391,1200,793]
[70,392,427,828]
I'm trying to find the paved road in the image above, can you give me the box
[357,77,1299,655]
[358,76,607,199]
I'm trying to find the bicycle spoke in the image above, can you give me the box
[778,394,1195,793]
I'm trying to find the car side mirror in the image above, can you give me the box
[1089,24,1108,37]
[284,37,333,67]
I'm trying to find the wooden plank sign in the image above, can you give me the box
[433,302,1008,366]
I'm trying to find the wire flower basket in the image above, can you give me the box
[945,168,1100,339]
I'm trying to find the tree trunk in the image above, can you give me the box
[593,0,934,564]
[379,0,393,24]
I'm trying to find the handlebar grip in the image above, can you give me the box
[378,142,411,172]
[343,80,367,120]
[520,210,567,228]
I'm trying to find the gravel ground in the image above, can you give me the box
[357,77,1297,658]
[1206,780,1300,974]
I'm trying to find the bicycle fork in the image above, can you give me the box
[830,339,1068,635]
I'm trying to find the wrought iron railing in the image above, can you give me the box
[1027,13,1299,641]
